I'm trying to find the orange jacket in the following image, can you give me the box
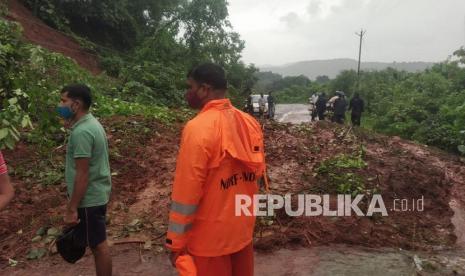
[166,99,266,257]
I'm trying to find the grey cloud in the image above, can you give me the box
[228,0,465,65]
[307,0,322,17]
[331,0,371,14]
[279,12,302,28]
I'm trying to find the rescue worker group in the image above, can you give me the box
[0,63,376,276]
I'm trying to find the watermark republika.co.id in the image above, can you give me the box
[235,194,425,217]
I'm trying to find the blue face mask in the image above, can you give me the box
[56,106,75,119]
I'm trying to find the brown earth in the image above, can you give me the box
[255,122,463,252]
[1,117,464,274]
[5,0,101,74]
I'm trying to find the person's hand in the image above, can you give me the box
[169,249,186,267]
[64,208,79,226]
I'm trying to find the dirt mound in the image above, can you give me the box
[1,117,464,269]
[5,0,101,74]
[254,122,463,252]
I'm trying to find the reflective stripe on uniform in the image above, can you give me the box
[171,201,198,216]
[168,221,193,234]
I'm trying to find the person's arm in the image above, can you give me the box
[0,173,14,210]
[65,158,90,224]
[166,122,209,264]
[0,152,14,210]
[64,130,93,226]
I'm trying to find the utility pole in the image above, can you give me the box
[355,29,366,79]
[355,29,366,109]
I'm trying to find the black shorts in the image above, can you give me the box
[75,204,107,249]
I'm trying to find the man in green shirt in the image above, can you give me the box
[57,84,112,276]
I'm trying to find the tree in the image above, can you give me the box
[315,75,330,84]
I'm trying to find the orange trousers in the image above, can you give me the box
[192,243,254,276]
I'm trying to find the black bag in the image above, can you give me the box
[56,227,86,264]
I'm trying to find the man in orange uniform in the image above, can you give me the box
[166,63,267,276]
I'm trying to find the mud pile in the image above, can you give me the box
[255,121,463,251]
[1,118,464,266]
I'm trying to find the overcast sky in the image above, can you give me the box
[227,0,465,66]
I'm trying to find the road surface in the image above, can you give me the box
[274,104,312,124]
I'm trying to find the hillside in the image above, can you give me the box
[6,0,101,74]
[261,58,434,79]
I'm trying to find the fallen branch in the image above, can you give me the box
[306,230,321,241]
[112,232,166,246]
[303,233,312,246]
[112,239,145,245]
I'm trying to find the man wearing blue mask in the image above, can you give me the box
[57,84,112,276]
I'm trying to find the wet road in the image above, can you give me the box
[275,104,312,124]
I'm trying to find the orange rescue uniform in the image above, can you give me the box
[166,99,266,274]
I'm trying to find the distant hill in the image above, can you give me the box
[260,58,435,79]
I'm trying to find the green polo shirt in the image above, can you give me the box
[65,113,111,208]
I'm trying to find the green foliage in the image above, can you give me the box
[0,89,32,149]
[0,20,33,149]
[274,85,312,104]
[21,0,70,31]
[226,62,259,106]
[271,75,311,91]
[254,71,282,92]
[0,2,7,18]
[331,70,358,95]
[315,75,330,84]
[316,153,367,173]
[357,61,465,153]
[315,151,368,196]
[17,0,257,108]
[118,62,185,106]
[453,47,465,65]
[0,17,181,150]
[253,72,334,104]
[458,145,465,155]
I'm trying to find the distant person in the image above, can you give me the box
[310,93,318,121]
[57,84,112,276]
[246,93,253,114]
[258,93,266,119]
[0,151,14,210]
[315,92,327,121]
[328,91,341,110]
[268,91,275,119]
[349,93,365,126]
[332,91,347,124]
